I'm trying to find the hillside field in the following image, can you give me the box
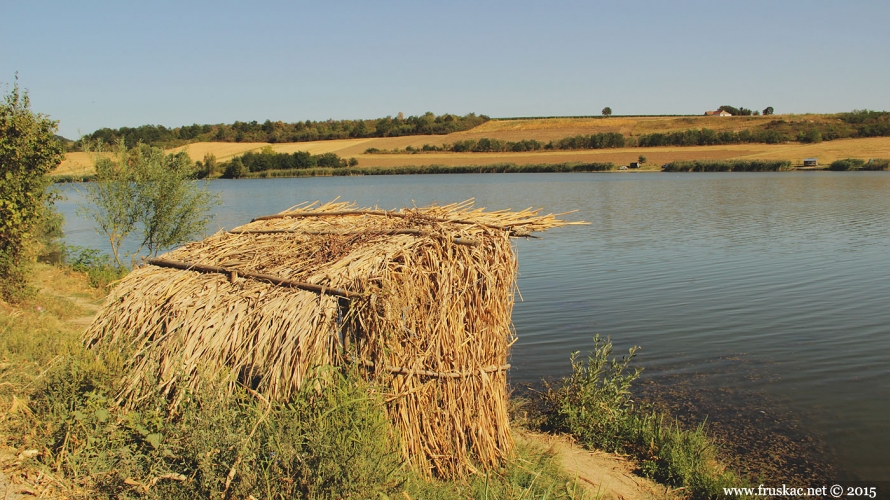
[54,115,890,176]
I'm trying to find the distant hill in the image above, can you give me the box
[72,112,490,150]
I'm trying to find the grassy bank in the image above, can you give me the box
[1,264,590,499]
[662,159,793,172]
[2,260,745,499]
[518,336,744,498]
[241,162,617,178]
[827,158,890,171]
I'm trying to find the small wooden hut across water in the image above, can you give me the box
[85,200,578,477]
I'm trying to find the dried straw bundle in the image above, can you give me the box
[84,199,580,477]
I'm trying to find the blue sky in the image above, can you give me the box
[3,0,888,139]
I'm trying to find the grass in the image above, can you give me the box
[1,263,590,499]
[54,115,890,178]
[524,335,744,500]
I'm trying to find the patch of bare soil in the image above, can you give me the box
[517,430,679,500]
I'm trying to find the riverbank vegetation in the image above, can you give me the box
[828,158,890,171]
[661,160,793,172]
[220,161,618,178]
[1,243,746,498]
[520,336,743,498]
[1,263,592,499]
[77,142,220,267]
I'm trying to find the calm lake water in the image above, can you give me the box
[57,172,890,481]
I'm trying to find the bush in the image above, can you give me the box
[541,335,641,452]
[0,79,65,302]
[864,158,890,170]
[536,336,743,499]
[662,160,793,172]
[828,158,866,171]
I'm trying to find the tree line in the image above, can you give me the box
[73,112,490,150]
[364,112,890,154]
[219,148,356,178]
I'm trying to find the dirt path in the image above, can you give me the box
[518,430,678,500]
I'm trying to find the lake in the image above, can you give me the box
[57,171,890,482]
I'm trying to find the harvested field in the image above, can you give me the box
[352,137,890,170]
[84,200,581,478]
[54,115,890,177]
[466,114,831,139]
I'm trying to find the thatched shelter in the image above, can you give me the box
[85,200,579,477]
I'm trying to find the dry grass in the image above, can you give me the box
[84,200,581,478]
[54,151,107,176]
[53,115,889,177]
[353,136,890,170]
[468,114,832,138]
[168,141,269,162]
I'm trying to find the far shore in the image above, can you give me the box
[54,136,890,179]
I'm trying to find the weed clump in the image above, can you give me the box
[534,335,742,499]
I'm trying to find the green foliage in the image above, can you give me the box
[247,162,617,178]
[541,335,641,452]
[797,128,822,143]
[536,336,742,499]
[0,78,65,302]
[78,142,220,267]
[602,107,612,117]
[662,160,793,172]
[74,113,490,149]
[64,246,128,289]
[828,158,867,171]
[638,155,647,165]
[864,158,890,170]
[195,152,218,179]
[223,156,248,178]
[837,110,890,137]
[223,149,350,176]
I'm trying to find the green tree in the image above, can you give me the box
[638,155,647,165]
[223,156,248,178]
[602,107,612,117]
[79,142,220,267]
[763,106,774,116]
[199,152,218,178]
[0,78,64,302]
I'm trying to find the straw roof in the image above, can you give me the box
[85,199,581,477]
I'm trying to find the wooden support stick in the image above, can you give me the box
[147,258,363,299]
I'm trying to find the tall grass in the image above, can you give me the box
[2,264,587,499]
[532,335,743,499]
[662,160,793,172]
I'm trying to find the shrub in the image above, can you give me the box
[863,158,890,170]
[662,160,793,172]
[0,79,65,302]
[828,158,866,171]
[536,336,743,499]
